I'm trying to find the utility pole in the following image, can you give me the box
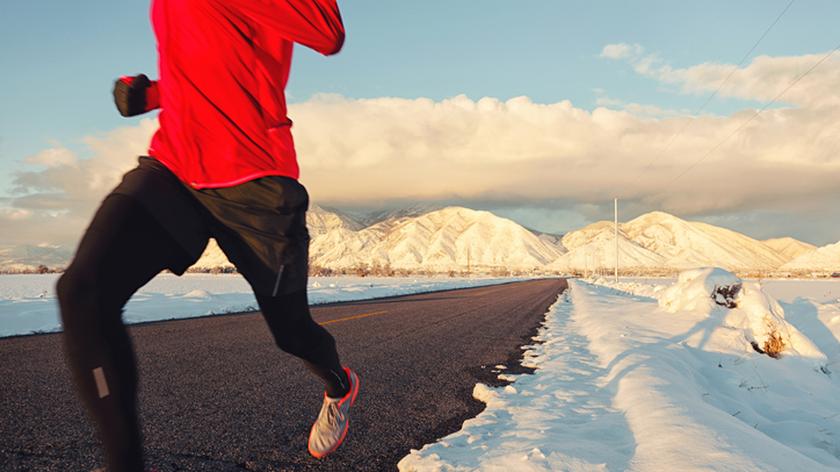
[614,197,619,283]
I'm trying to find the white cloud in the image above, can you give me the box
[594,95,686,119]
[2,119,157,246]
[600,43,644,60]
[289,92,840,212]
[602,43,840,109]
[594,96,624,107]
[3,48,840,247]
[669,52,840,109]
[24,147,77,168]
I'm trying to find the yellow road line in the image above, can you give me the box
[318,284,515,325]
[320,310,389,326]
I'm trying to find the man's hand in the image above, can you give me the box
[113,74,160,117]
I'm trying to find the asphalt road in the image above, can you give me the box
[0,278,567,471]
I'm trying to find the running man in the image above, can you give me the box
[56,1,357,470]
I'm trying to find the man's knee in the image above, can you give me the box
[56,267,98,330]
[258,291,331,354]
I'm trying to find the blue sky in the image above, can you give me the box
[2,1,840,244]
[4,0,836,168]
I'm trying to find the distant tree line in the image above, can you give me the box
[0,264,62,275]
[309,263,544,278]
[3,264,838,279]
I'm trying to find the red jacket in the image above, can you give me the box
[147,0,344,188]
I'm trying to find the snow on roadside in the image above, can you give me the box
[593,276,840,305]
[0,273,524,337]
[401,274,840,471]
[588,276,671,299]
[575,278,838,470]
[759,278,840,304]
[595,275,840,373]
[399,292,637,471]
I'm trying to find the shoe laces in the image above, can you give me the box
[320,397,345,431]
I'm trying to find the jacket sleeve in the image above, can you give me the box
[224,0,345,55]
[147,80,161,111]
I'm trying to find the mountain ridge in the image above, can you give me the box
[1,206,832,274]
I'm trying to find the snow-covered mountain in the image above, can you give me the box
[621,212,787,271]
[0,245,73,273]
[780,240,840,272]
[307,204,364,236]
[310,206,565,271]
[192,203,367,271]
[560,221,615,252]
[547,221,663,271]
[191,205,564,273]
[530,230,567,254]
[191,239,234,271]
[763,237,816,262]
[553,212,787,272]
[549,229,666,271]
[1,206,833,274]
[351,204,444,228]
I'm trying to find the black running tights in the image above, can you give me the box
[56,194,346,472]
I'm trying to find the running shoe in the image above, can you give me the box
[307,367,360,459]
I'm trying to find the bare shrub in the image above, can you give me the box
[763,329,785,359]
[750,324,785,359]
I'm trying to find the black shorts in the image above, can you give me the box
[111,156,310,296]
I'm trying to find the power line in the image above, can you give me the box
[670,42,840,184]
[684,0,796,124]
[626,0,796,188]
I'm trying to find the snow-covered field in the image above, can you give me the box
[0,273,523,338]
[401,273,840,471]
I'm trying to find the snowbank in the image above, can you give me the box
[400,293,637,471]
[734,282,823,360]
[656,268,823,361]
[589,276,671,299]
[575,281,838,470]
[401,275,840,471]
[659,267,742,312]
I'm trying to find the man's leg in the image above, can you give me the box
[256,290,350,398]
[57,194,193,472]
[196,176,357,456]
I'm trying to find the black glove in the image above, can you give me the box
[113,74,154,117]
